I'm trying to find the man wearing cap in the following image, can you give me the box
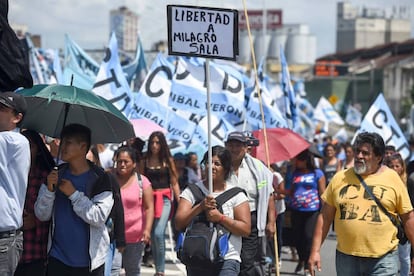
[225,131,276,276]
[0,91,30,274]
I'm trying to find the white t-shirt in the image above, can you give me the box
[180,182,248,262]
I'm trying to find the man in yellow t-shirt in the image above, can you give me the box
[308,132,414,276]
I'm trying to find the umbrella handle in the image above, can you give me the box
[52,166,59,192]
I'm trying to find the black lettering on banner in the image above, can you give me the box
[167,126,191,141]
[222,72,242,93]
[189,113,204,124]
[189,44,219,55]
[103,47,111,63]
[93,69,121,89]
[207,24,214,33]
[211,119,225,141]
[372,109,387,129]
[108,92,130,112]
[168,139,181,150]
[385,124,402,145]
[175,68,190,81]
[145,66,173,98]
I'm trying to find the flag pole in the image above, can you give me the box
[205,59,213,194]
[242,0,270,167]
[242,1,278,276]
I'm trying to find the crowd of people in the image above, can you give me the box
[2,90,414,276]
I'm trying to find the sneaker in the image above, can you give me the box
[304,270,312,276]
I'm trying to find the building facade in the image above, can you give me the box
[110,6,139,51]
[337,2,411,53]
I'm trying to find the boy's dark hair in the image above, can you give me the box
[385,145,396,152]
[60,124,91,152]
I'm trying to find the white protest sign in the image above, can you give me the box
[167,5,238,60]
[353,93,409,159]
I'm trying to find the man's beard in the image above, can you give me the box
[353,160,367,175]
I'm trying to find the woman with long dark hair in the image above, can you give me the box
[289,149,326,276]
[139,131,180,276]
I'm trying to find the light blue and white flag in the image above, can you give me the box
[345,104,362,127]
[170,57,245,125]
[353,93,409,159]
[138,52,175,106]
[280,45,299,129]
[131,92,196,143]
[93,33,135,118]
[123,36,148,89]
[191,115,236,149]
[333,127,348,144]
[51,49,63,84]
[26,35,51,84]
[314,96,344,126]
[63,34,98,89]
[245,85,288,129]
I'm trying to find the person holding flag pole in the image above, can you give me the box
[226,2,277,275]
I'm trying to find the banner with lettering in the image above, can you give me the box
[245,84,288,129]
[167,5,238,60]
[131,92,196,143]
[353,93,409,159]
[280,45,299,129]
[169,57,245,124]
[93,33,135,118]
[63,34,98,89]
[139,52,175,106]
[190,115,236,148]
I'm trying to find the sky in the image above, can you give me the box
[8,0,414,58]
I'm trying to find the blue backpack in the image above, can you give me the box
[176,184,245,268]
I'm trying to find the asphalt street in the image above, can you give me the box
[136,233,338,276]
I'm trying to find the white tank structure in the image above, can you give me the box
[306,35,317,64]
[254,32,270,62]
[268,32,287,59]
[286,33,309,65]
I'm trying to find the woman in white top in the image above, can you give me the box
[175,146,251,276]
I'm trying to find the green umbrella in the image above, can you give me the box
[17,84,135,144]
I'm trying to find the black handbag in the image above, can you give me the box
[356,173,408,245]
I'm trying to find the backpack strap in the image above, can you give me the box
[187,184,246,211]
[187,183,205,205]
[215,187,246,212]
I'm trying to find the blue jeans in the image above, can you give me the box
[151,197,171,274]
[398,242,411,276]
[187,259,240,276]
[0,231,23,276]
[122,242,145,276]
[336,249,398,276]
[104,241,122,276]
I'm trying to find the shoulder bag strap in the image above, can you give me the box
[136,173,143,199]
[355,173,398,226]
